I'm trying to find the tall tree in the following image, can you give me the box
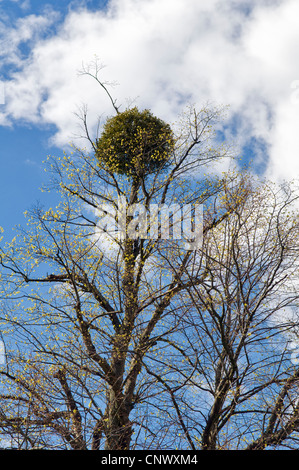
[0,72,298,450]
[0,76,233,449]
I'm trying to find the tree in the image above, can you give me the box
[144,177,299,450]
[0,69,298,450]
[0,74,232,449]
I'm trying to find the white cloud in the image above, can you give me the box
[0,13,57,67]
[0,0,298,184]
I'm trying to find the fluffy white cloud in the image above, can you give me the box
[0,0,298,183]
[0,13,56,67]
[241,0,299,182]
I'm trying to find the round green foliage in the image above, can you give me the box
[95,107,174,178]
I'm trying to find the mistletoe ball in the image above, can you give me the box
[96,107,174,177]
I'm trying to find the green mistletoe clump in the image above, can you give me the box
[96,107,174,178]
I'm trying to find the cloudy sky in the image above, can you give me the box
[0,0,299,240]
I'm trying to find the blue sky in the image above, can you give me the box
[0,0,299,242]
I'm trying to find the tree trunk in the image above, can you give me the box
[104,386,133,450]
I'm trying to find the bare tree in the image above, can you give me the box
[0,70,298,451]
[146,177,299,450]
[0,74,234,449]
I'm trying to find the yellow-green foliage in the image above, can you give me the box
[95,107,174,177]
